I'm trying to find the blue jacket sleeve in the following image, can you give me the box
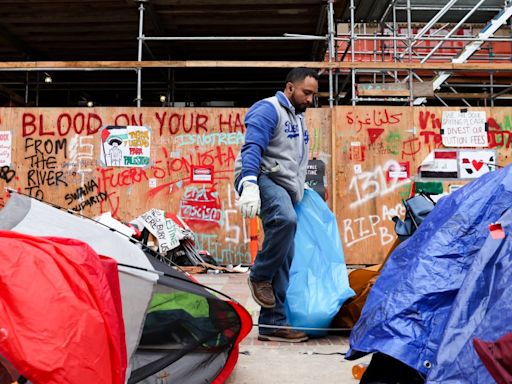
[239,100,278,188]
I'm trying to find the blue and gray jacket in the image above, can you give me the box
[234,91,310,204]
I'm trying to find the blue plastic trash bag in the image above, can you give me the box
[285,189,354,336]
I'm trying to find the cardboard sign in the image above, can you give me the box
[138,208,180,252]
[441,111,488,147]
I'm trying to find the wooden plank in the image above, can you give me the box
[0,60,511,70]
[358,89,410,97]
[357,82,411,97]
[435,92,495,99]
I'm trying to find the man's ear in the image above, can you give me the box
[286,82,294,93]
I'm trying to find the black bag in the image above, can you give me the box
[392,192,435,242]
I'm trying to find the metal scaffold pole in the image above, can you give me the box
[350,0,356,105]
[327,0,336,108]
[136,1,145,108]
[407,0,413,105]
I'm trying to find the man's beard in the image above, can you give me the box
[291,96,307,113]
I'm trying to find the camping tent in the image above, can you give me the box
[346,165,512,381]
[426,206,512,383]
[0,231,127,384]
[474,332,512,384]
[0,192,252,383]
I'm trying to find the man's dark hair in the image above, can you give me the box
[285,67,319,85]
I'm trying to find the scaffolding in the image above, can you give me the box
[1,0,511,107]
[333,0,512,106]
[132,0,512,107]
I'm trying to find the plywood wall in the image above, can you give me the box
[0,106,510,265]
[0,107,331,266]
[336,106,511,264]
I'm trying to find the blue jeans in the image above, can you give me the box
[250,174,297,333]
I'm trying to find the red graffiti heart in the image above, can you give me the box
[472,160,484,171]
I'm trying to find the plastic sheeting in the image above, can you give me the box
[0,232,126,384]
[427,206,512,383]
[347,165,512,377]
[285,189,354,336]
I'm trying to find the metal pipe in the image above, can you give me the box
[491,72,494,106]
[399,0,459,60]
[435,95,449,107]
[493,85,512,97]
[0,68,136,72]
[334,35,512,42]
[25,72,29,104]
[393,1,398,81]
[421,0,487,63]
[136,1,145,108]
[379,0,399,24]
[142,35,326,41]
[445,83,512,88]
[446,86,471,107]
[373,33,377,83]
[350,0,356,105]
[409,69,414,106]
[356,97,409,102]
[327,0,335,107]
[395,6,501,12]
[35,72,39,107]
[407,0,412,62]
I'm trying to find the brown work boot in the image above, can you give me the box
[258,328,309,343]
[247,277,275,308]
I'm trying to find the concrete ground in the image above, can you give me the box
[195,272,371,384]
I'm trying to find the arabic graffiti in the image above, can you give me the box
[346,109,403,133]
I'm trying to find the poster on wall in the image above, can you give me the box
[419,150,459,179]
[305,159,326,200]
[458,149,496,179]
[386,161,410,182]
[191,166,214,183]
[0,131,12,166]
[419,149,497,180]
[100,125,151,167]
[441,110,488,147]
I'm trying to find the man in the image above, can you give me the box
[234,67,319,342]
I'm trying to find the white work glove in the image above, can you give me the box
[236,181,261,218]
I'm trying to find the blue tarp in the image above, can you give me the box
[346,165,512,381]
[427,206,512,383]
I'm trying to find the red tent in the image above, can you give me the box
[474,333,512,384]
[0,193,253,383]
[0,231,126,384]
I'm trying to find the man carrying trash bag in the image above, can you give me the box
[234,67,318,342]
